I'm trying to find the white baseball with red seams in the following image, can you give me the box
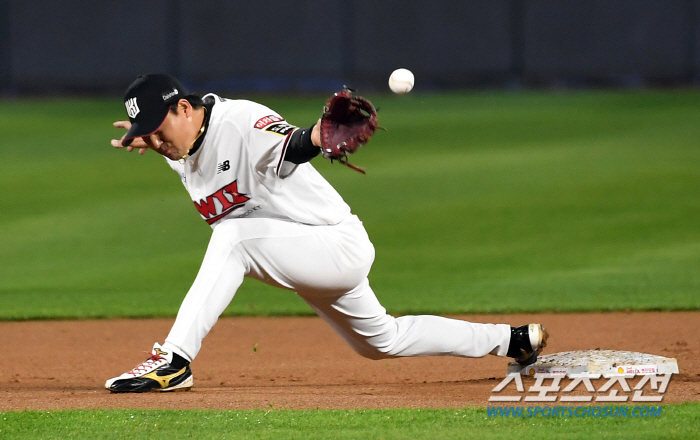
[389,68,415,94]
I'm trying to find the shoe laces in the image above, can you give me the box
[128,352,166,375]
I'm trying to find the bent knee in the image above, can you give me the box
[347,341,394,360]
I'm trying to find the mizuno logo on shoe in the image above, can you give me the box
[143,367,187,388]
[154,348,168,356]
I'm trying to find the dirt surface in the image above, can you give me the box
[1,312,698,411]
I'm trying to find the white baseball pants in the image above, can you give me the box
[163,216,511,362]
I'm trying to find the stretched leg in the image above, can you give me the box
[299,279,511,359]
[238,217,512,359]
[163,225,247,361]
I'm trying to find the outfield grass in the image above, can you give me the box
[1,404,698,439]
[1,91,699,319]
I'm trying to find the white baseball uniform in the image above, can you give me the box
[160,94,511,363]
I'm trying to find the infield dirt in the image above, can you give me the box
[1,312,698,410]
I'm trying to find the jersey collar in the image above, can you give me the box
[188,96,215,157]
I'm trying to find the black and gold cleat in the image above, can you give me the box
[105,343,193,393]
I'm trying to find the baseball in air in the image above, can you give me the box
[388,68,414,94]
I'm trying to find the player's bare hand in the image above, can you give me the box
[111,121,149,154]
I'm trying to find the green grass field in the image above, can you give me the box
[1,90,699,319]
[1,90,699,438]
[1,405,699,440]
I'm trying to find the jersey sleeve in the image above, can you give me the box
[244,102,302,179]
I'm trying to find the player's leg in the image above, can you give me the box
[106,222,248,393]
[162,216,373,362]
[162,225,249,362]
[238,217,513,359]
[299,278,512,359]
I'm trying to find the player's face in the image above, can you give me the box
[143,102,195,160]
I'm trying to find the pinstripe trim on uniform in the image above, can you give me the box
[275,129,297,176]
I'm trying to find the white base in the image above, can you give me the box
[508,350,679,378]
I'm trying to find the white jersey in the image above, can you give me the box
[166,94,352,227]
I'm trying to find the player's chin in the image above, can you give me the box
[160,149,183,161]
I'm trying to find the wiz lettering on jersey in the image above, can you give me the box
[166,94,351,227]
[192,181,250,225]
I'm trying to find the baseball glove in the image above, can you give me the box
[319,87,379,173]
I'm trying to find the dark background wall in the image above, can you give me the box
[2,0,700,95]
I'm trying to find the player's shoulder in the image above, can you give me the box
[207,93,278,117]
[206,93,276,115]
[207,94,286,133]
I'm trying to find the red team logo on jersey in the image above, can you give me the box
[254,115,284,129]
[194,181,250,225]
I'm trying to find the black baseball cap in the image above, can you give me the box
[121,74,188,146]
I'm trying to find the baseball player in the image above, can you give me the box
[105,74,548,393]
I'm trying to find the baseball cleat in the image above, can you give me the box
[105,343,193,393]
[507,323,549,366]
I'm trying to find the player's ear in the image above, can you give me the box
[178,98,193,117]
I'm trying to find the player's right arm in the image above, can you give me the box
[110,120,150,154]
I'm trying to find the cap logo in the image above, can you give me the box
[162,88,179,101]
[125,97,140,118]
